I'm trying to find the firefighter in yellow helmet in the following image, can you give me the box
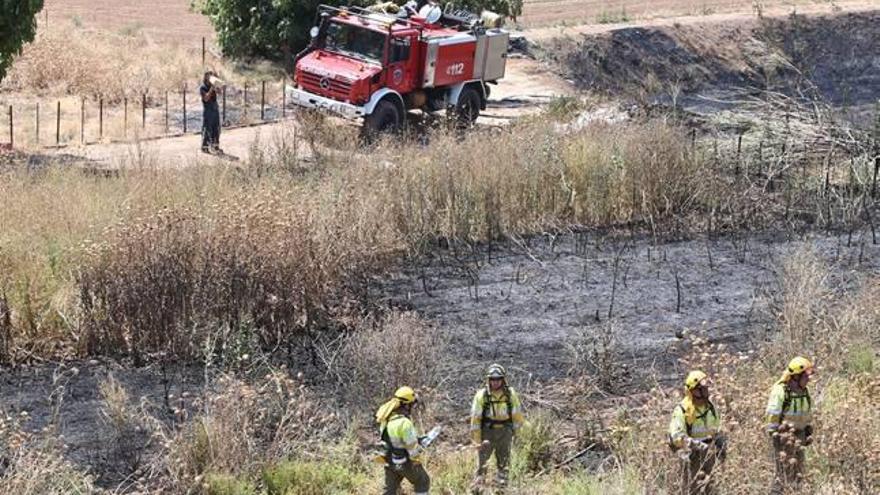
[376,386,430,495]
[668,370,725,495]
[766,356,814,495]
[469,364,524,489]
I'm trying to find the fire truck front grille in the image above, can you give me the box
[299,71,353,100]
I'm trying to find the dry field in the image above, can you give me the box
[40,0,877,36]
[43,0,214,44]
[1,2,878,495]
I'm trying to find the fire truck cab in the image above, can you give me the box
[289,4,509,135]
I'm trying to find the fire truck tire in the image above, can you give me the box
[364,100,402,136]
[453,86,481,127]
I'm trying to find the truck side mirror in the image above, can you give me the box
[310,26,320,39]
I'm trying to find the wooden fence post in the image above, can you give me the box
[736,134,742,175]
[164,91,169,133]
[222,86,227,125]
[182,84,187,133]
[244,83,248,121]
[261,80,266,120]
[55,101,60,145]
[124,97,128,137]
[142,93,147,129]
[99,97,104,139]
[202,37,206,66]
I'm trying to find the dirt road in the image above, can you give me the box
[44,57,574,167]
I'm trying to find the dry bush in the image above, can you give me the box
[775,245,830,348]
[161,371,340,492]
[98,374,153,475]
[0,416,96,494]
[360,119,709,250]
[331,311,448,407]
[75,188,383,364]
[2,27,213,103]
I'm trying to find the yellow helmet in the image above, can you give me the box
[394,386,417,404]
[684,370,708,390]
[787,356,813,375]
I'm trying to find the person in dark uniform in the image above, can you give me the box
[200,71,221,153]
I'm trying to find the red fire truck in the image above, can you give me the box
[289,4,509,135]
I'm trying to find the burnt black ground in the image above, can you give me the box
[380,230,880,391]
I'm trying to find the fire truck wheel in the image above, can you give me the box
[453,87,481,127]
[364,100,402,137]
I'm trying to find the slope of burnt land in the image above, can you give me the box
[540,10,880,122]
[380,230,880,390]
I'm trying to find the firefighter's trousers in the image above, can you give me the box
[679,445,718,495]
[476,426,513,482]
[770,430,807,495]
[383,461,430,495]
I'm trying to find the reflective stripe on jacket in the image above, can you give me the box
[766,383,812,432]
[384,414,423,463]
[668,400,721,448]
[469,387,524,443]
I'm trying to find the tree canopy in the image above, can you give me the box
[0,0,44,82]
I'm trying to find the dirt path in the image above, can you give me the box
[520,0,879,40]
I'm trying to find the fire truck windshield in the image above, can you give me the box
[324,22,386,63]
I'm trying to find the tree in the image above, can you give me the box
[0,0,44,83]
[200,0,356,67]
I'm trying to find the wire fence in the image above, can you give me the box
[2,79,292,150]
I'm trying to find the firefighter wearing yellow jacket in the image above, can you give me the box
[469,364,524,487]
[668,370,726,495]
[766,356,814,495]
[376,386,430,495]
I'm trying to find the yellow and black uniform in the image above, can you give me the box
[376,387,429,495]
[766,358,814,495]
[668,371,723,495]
[469,385,524,483]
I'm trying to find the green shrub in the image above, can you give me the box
[510,412,555,480]
[431,450,474,494]
[263,460,367,495]
[845,346,875,375]
[206,473,257,495]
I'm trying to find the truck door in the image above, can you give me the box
[385,34,416,94]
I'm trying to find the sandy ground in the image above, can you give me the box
[43,0,214,45]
